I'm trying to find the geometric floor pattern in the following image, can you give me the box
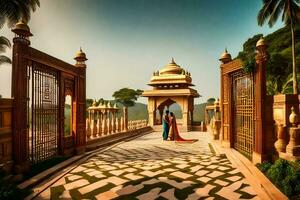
[37,132,260,200]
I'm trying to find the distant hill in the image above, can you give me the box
[127,102,212,122]
[128,102,148,120]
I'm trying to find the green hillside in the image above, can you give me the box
[126,102,211,122]
[237,24,300,94]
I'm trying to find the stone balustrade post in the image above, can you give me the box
[89,110,95,139]
[107,110,112,134]
[97,111,102,137]
[121,116,124,132]
[103,110,108,135]
[274,124,287,153]
[213,119,221,140]
[123,107,128,131]
[92,110,97,138]
[117,117,121,132]
[92,111,98,138]
[112,111,116,133]
[286,107,300,161]
[86,118,91,139]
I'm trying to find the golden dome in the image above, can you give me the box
[219,48,232,61]
[159,58,183,75]
[74,47,87,61]
[11,21,33,36]
[256,37,266,48]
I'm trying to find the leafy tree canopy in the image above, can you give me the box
[207,98,216,104]
[236,24,300,94]
[112,88,143,107]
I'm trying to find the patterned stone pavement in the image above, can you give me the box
[36,132,260,200]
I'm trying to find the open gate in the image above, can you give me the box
[11,22,87,170]
[232,70,255,158]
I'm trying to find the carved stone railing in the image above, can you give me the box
[128,120,148,130]
[0,98,13,173]
[205,99,221,140]
[275,107,300,161]
[86,101,148,142]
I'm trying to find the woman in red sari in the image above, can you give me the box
[168,112,197,142]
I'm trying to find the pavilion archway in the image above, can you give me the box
[142,58,200,132]
[155,98,184,125]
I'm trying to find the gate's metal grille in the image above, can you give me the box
[232,70,255,159]
[27,61,59,164]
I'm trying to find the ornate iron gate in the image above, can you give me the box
[27,61,59,164]
[232,70,255,158]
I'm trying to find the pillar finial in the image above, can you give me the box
[289,106,299,127]
[219,48,232,64]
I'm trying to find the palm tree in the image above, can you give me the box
[0,0,40,28]
[0,36,11,65]
[257,0,300,94]
[281,73,300,93]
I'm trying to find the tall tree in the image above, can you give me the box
[206,98,216,104]
[112,88,143,108]
[257,0,300,94]
[0,0,40,28]
[0,36,11,65]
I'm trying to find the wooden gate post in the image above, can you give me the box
[74,48,87,154]
[252,38,268,164]
[11,22,33,173]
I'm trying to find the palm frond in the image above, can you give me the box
[258,0,279,27]
[0,36,11,53]
[268,0,284,26]
[0,0,40,28]
[281,73,300,93]
[0,55,12,65]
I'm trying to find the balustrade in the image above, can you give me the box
[275,107,300,161]
[86,100,148,141]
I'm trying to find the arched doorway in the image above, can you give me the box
[155,98,183,125]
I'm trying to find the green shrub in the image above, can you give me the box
[263,159,300,197]
[256,161,272,173]
[0,179,27,200]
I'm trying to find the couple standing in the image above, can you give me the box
[162,110,195,142]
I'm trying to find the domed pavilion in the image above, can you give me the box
[142,58,200,132]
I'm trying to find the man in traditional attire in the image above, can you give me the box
[162,110,170,140]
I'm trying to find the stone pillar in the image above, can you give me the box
[181,111,188,132]
[89,110,94,139]
[112,111,116,133]
[190,110,194,126]
[107,110,112,134]
[159,108,163,125]
[117,117,121,132]
[286,107,300,161]
[123,107,128,131]
[121,116,124,131]
[92,110,97,138]
[11,22,33,173]
[103,110,108,135]
[92,111,98,138]
[97,111,102,137]
[86,109,91,137]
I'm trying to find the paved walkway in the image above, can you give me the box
[36,132,261,200]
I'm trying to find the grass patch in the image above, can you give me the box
[256,159,300,198]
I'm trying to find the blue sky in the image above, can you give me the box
[0,0,283,103]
